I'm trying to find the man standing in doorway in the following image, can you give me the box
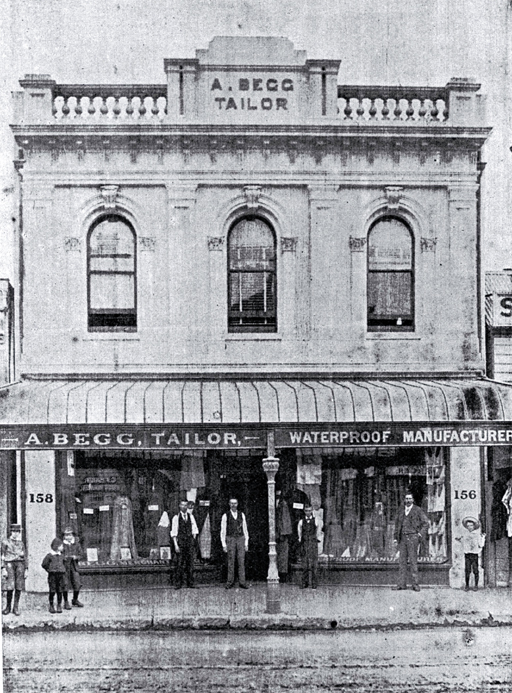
[171,500,199,589]
[297,504,322,589]
[220,498,249,589]
[393,492,429,592]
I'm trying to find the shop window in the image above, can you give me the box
[275,447,447,568]
[87,215,137,331]
[228,216,277,332]
[367,217,414,331]
[57,449,270,579]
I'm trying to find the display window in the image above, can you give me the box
[276,446,448,568]
[56,446,448,578]
[57,449,270,577]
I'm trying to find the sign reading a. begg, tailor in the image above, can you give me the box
[3,422,512,450]
[209,74,296,113]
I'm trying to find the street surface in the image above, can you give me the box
[3,627,512,692]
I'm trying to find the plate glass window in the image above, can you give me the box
[228,217,277,332]
[87,216,137,331]
[367,217,414,331]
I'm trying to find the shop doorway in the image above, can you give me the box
[217,453,269,581]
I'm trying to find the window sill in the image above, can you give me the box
[81,333,141,341]
[225,334,282,342]
[366,333,421,340]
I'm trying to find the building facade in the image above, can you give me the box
[4,36,511,595]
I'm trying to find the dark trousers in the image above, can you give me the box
[398,534,419,587]
[226,536,246,586]
[301,541,318,588]
[175,543,194,587]
[465,553,479,586]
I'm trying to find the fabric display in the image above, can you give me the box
[181,454,205,490]
[276,499,292,572]
[428,515,447,559]
[491,479,509,541]
[313,508,324,555]
[198,514,212,560]
[502,480,512,537]
[110,495,139,560]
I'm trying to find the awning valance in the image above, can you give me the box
[0,376,511,425]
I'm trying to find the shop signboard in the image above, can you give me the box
[491,293,512,327]
[2,422,512,450]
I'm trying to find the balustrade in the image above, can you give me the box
[337,86,448,123]
[52,85,167,121]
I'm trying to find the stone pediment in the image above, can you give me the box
[195,36,307,67]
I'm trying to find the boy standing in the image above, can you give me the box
[459,517,486,591]
[1,524,28,616]
[62,527,84,608]
[41,539,66,613]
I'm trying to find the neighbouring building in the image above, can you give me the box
[484,271,512,587]
[3,36,512,597]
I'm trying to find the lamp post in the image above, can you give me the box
[262,430,280,614]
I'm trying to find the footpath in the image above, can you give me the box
[3,583,512,632]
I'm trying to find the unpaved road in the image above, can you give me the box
[4,627,512,692]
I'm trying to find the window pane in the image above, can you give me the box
[369,218,412,271]
[90,218,135,257]
[368,271,412,318]
[90,273,135,310]
[229,218,275,270]
[229,273,275,314]
[90,257,134,272]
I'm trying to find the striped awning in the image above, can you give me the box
[0,376,511,425]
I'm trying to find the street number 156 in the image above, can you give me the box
[454,490,476,500]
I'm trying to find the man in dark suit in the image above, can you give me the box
[393,493,429,592]
[171,500,199,589]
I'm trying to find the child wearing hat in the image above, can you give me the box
[458,517,486,591]
[1,524,28,616]
[62,527,84,608]
[41,538,66,613]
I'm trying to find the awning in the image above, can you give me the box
[1,376,512,450]
[0,376,511,424]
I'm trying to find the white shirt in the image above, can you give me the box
[405,505,412,516]
[220,511,249,549]
[170,512,198,539]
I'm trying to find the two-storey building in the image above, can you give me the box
[3,37,511,600]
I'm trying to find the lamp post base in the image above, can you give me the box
[265,577,281,614]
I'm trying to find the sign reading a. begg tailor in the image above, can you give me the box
[3,423,512,450]
[208,74,297,115]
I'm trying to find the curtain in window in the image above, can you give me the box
[367,218,413,329]
[88,216,136,329]
[228,217,277,332]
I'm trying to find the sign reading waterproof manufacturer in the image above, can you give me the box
[2,423,512,449]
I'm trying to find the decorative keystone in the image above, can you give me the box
[100,185,120,210]
[385,186,404,210]
[244,185,262,211]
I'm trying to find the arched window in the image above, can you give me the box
[367,217,414,331]
[228,216,277,332]
[87,215,137,330]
